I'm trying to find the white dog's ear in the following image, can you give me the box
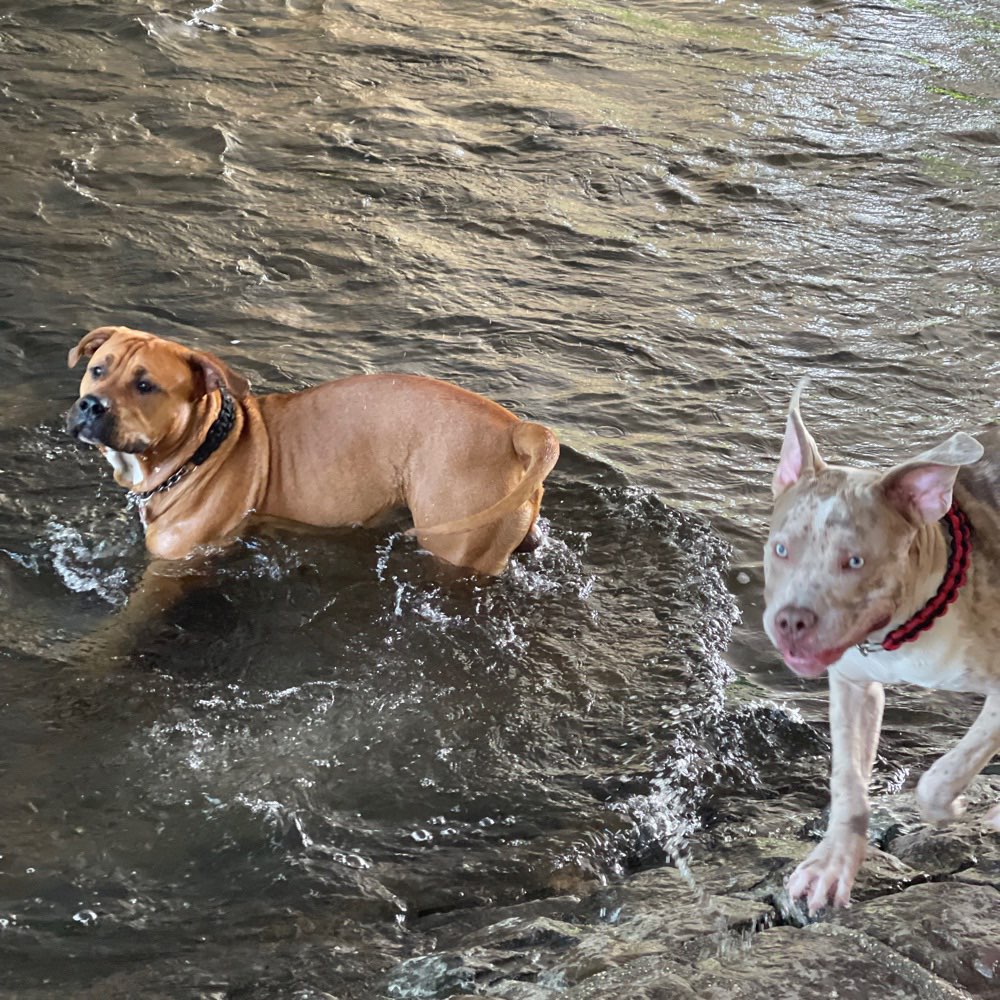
[881,432,984,524]
[773,379,826,497]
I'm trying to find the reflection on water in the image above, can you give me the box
[2,454,741,993]
[1,0,997,995]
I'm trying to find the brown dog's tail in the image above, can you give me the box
[407,421,559,538]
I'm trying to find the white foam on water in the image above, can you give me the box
[505,521,595,602]
[140,3,234,44]
[374,531,405,582]
[390,581,469,629]
[385,955,471,1000]
[46,520,130,605]
[187,1,227,27]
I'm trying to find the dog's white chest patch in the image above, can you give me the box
[104,450,145,486]
[835,615,972,691]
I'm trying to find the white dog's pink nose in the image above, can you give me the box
[774,605,818,643]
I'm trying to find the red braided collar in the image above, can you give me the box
[858,503,971,656]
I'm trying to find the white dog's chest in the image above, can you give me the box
[833,614,983,693]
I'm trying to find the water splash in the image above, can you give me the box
[46,520,130,605]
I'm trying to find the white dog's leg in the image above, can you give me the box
[916,694,1000,825]
[985,803,1000,832]
[787,672,884,914]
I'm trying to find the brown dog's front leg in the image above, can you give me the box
[75,559,208,666]
[787,671,884,914]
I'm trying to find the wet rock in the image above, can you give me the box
[459,915,586,953]
[385,784,1000,999]
[691,924,969,1000]
[519,866,773,965]
[696,794,819,848]
[689,832,920,921]
[389,909,661,995]
[870,773,1000,849]
[688,832,805,897]
[879,782,1000,891]
[383,915,586,999]
[887,824,993,879]
[543,954,699,999]
[417,896,589,940]
[386,867,775,996]
[587,865,774,959]
[481,987,560,1000]
[546,935,671,989]
[829,881,1000,996]
[954,848,1000,891]
[384,952,491,999]
[451,958,700,1000]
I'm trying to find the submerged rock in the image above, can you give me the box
[830,882,1000,995]
[385,774,1000,998]
[692,924,969,1000]
[887,819,1000,888]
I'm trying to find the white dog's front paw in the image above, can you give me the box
[916,771,966,826]
[984,803,1000,832]
[786,836,866,915]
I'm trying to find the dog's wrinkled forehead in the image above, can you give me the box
[87,332,192,389]
[89,333,144,369]
[772,467,898,545]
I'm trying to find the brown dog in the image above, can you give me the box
[66,326,559,576]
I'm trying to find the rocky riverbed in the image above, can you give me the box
[386,777,1000,999]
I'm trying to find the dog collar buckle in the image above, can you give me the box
[856,640,882,657]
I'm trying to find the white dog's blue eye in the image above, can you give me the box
[847,555,864,569]
[774,542,788,559]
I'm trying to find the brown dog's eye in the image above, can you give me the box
[136,379,157,395]
[90,365,104,378]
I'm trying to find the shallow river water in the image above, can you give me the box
[0,1,998,997]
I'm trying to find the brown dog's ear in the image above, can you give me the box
[68,326,123,368]
[187,350,251,400]
[773,379,826,497]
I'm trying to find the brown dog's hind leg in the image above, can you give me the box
[415,494,541,576]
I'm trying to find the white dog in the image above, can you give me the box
[762,386,999,913]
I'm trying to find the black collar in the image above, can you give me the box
[135,389,236,503]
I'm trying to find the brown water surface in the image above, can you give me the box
[0,1,997,996]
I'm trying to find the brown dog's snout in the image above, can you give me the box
[66,393,112,441]
[74,394,108,419]
[774,605,818,641]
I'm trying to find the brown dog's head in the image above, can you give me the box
[762,383,983,678]
[66,326,249,480]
